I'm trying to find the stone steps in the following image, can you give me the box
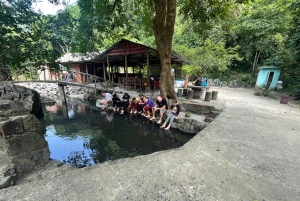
[0,153,16,189]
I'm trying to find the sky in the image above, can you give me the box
[32,0,77,15]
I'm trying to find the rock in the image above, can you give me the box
[0,153,16,189]
[0,84,50,178]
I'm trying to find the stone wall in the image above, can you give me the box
[170,117,209,134]
[0,113,50,173]
[182,102,221,118]
[0,82,50,189]
[15,82,96,100]
[0,82,42,117]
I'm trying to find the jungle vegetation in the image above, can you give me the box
[1,0,299,97]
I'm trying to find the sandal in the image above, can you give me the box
[150,117,155,121]
[157,120,161,124]
[160,125,165,128]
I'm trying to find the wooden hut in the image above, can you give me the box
[53,39,187,88]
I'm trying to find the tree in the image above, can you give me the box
[174,39,242,77]
[233,0,294,84]
[41,7,79,54]
[282,1,300,91]
[152,0,177,99]
[76,0,246,99]
[0,0,62,80]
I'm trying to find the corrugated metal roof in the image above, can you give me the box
[57,52,103,63]
[57,39,189,65]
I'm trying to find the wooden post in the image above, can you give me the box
[103,62,106,80]
[54,68,57,81]
[16,71,19,81]
[147,51,150,86]
[125,55,128,87]
[107,56,111,81]
[139,65,142,88]
[205,91,212,102]
[212,91,218,100]
[43,67,46,81]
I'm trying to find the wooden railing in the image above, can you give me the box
[8,67,115,90]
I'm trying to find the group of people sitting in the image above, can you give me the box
[99,92,182,130]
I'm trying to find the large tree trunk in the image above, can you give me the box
[153,0,177,100]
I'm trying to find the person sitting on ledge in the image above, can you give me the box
[160,100,182,130]
[119,93,130,114]
[112,92,121,112]
[100,92,112,110]
[142,97,155,118]
[150,96,168,124]
[138,93,146,115]
[129,97,139,114]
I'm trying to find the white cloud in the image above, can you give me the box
[32,0,77,15]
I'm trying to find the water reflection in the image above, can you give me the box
[41,99,194,167]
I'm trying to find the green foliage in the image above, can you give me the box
[76,0,135,52]
[0,0,61,69]
[185,112,191,118]
[42,7,79,54]
[281,1,300,92]
[234,0,293,68]
[175,39,242,76]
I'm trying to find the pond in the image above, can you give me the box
[40,99,194,168]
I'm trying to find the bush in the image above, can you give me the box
[185,112,191,118]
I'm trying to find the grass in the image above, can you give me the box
[185,112,191,118]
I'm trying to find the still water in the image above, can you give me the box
[40,100,194,167]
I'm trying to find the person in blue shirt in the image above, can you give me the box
[142,97,155,118]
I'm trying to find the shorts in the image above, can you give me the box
[160,108,168,114]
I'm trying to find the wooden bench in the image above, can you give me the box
[188,86,210,99]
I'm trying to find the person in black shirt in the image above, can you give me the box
[119,93,130,114]
[150,96,168,124]
[112,92,121,112]
[160,100,181,130]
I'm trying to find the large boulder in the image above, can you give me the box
[0,85,50,188]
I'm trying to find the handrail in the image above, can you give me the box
[8,67,115,91]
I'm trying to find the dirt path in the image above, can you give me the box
[1,87,300,201]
